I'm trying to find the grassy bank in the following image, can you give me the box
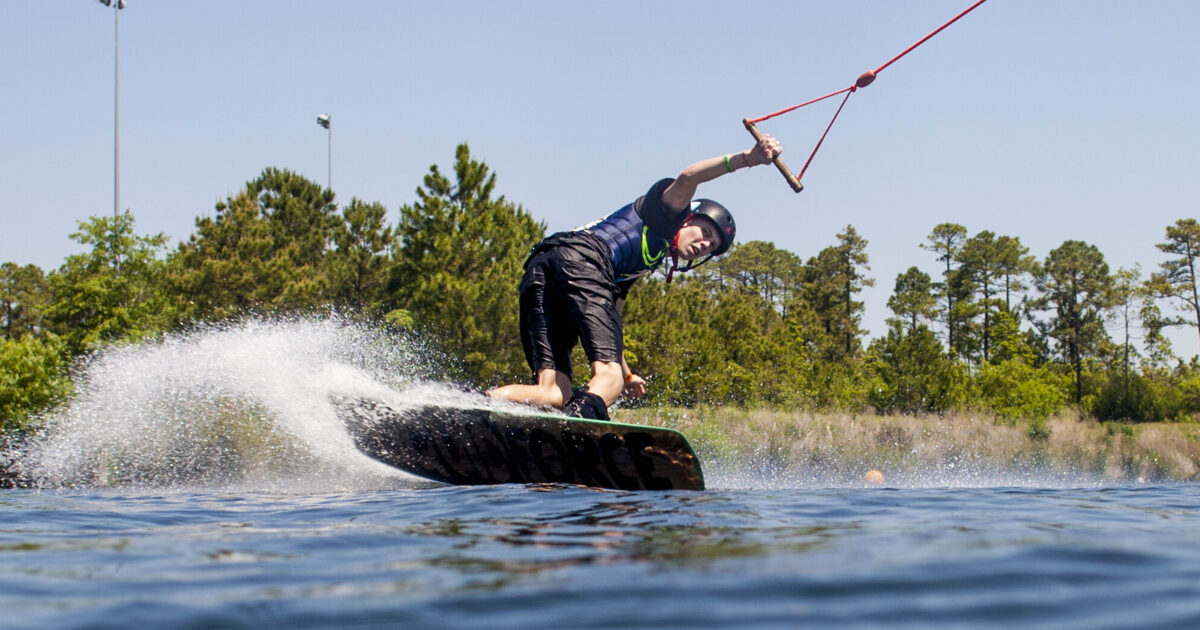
[618,407,1200,485]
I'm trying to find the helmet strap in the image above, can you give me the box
[665,214,716,283]
[666,228,683,284]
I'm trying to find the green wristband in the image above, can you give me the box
[723,154,734,173]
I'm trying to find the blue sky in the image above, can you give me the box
[4,1,1199,356]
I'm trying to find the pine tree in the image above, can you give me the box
[1110,266,1144,394]
[921,223,968,352]
[1139,298,1176,372]
[1030,240,1113,403]
[170,168,337,320]
[710,241,804,316]
[957,231,1006,362]
[1148,218,1200,347]
[388,144,545,386]
[802,226,873,361]
[887,266,939,334]
[996,234,1034,311]
[867,322,963,415]
[327,198,394,313]
[623,278,724,407]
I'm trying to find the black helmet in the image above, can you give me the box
[689,199,736,256]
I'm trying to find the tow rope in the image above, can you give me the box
[745,0,990,193]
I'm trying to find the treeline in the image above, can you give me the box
[632,227,1200,434]
[3,144,1200,436]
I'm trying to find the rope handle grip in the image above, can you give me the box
[743,119,803,193]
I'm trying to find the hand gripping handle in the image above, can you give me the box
[743,119,803,193]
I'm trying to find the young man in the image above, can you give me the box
[487,135,783,419]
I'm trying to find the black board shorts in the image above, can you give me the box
[519,235,622,380]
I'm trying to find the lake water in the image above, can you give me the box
[4,483,1200,629]
[3,320,1199,628]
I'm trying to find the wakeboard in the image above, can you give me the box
[334,398,704,491]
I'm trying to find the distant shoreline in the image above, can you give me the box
[5,405,1198,489]
[620,407,1200,484]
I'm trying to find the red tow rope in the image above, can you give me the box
[746,0,990,192]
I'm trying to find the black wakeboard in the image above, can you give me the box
[334,398,704,491]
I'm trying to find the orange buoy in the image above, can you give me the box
[863,469,886,486]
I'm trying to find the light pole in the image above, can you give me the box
[316,113,331,191]
[98,0,126,219]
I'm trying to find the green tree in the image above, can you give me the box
[707,288,783,406]
[1109,266,1144,398]
[1148,218,1200,347]
[988,309,1037,365]
[1093,371,1173,423]
[327,198,394,313]
[867,322,964,415]
[0,334,73,432]
[170,168,337,320]
[44,212,173,353]
[1,263,48,340]
[712,241,804,316]
[252,167,339,276]
[887,266,938,333]
[672,243,806,406]
[802,225,873,361]
[627,244,819,409]
[872,267,965,414]
[921,223,968,353]
[1140,297,1176,371]
[956,231,1031,363]
[956,230,1002,361]
[974,311,1069,434]
[973,357,1069,429]
[624,278,724,407]
[1030,240,1114,403]
[996,235,1034,311]
[170,189,277,320]
[388,144,545,386]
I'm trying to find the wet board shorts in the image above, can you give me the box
[518,239,622,380]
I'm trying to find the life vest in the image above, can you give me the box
[571,201,669,283]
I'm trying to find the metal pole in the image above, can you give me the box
[113,2,120,219]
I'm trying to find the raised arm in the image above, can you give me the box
[660,135,782,211]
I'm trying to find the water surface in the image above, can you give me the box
[4,483,1199,629]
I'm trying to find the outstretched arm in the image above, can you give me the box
[661,135,782,211]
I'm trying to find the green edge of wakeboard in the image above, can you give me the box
[334,397,705,491]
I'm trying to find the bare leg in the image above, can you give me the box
[585,361,625,407]
[486,369,572,408]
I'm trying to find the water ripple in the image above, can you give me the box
[4,484,1200,629]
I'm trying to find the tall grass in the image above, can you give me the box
[618,406,1200,484]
